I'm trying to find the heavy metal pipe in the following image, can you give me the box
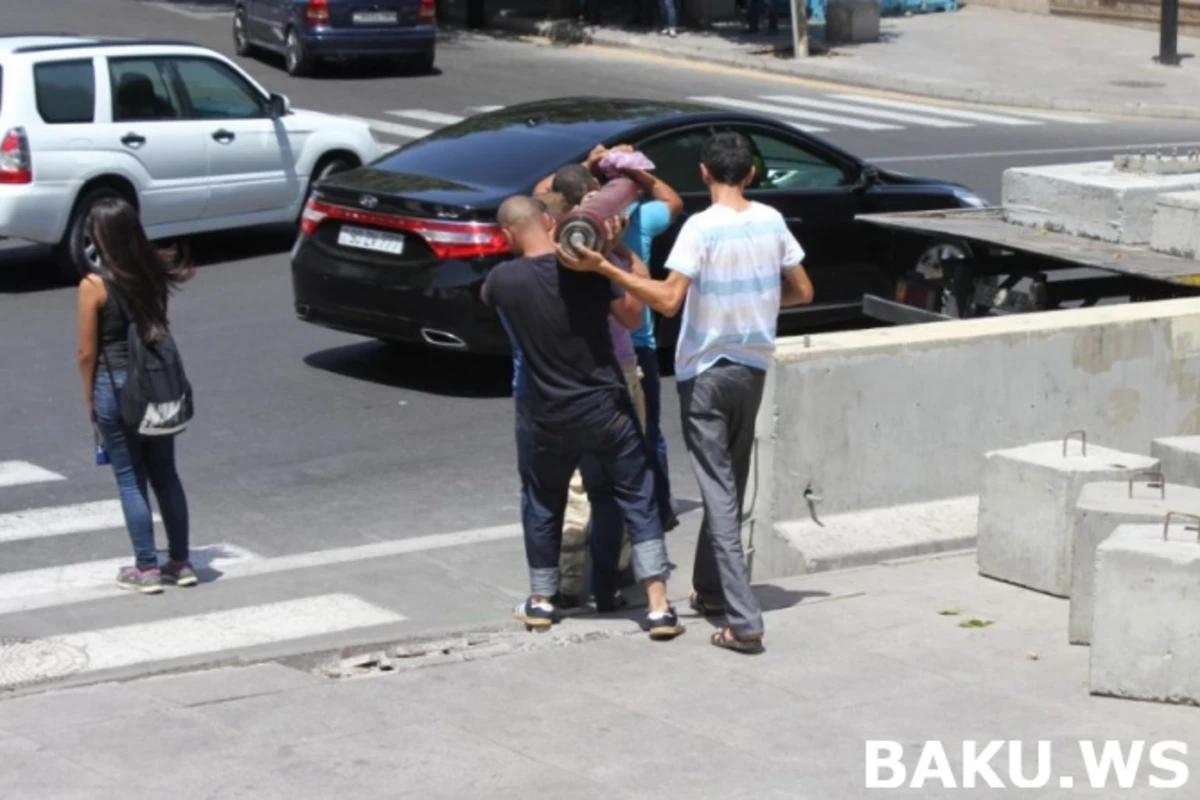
[556,177,642,258]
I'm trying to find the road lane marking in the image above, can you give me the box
[867,140,1200,164]
[142,1,231,20]
[826,94,1045,126]
[761,94,972,129]
[0,500,158,544]
[47,594,404,674]
[0,523,523,614]
[691,96,902,131]
[339,114,432,139]
[470,105,505,113]
[0,544,259,615]
[0,461,65,488]
[388,109,464,125]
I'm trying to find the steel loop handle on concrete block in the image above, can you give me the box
[1162,512,1200,542]
[1129,470,1166,500]
[1063,430,1087,457]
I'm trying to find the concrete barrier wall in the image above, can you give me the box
[749,298,1200,579]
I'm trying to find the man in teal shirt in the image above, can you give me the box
[621,167,683,531]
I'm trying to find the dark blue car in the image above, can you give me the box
[233,0,436,77]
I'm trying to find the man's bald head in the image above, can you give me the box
[497,195,547,230]
[497,195,555,256]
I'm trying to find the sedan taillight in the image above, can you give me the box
[304,0,330,26]
[0,128,32,185]
[301,198,510,260]
[419,0,435,22]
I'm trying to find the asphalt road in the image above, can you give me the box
[2,0,1199,685]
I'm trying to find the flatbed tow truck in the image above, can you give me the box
[856,200,1200,326]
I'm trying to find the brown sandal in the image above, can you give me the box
[710,628,764,655]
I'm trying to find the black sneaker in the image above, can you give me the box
[595,589,629,613]
[551,591,584,610]
[646,606,685,640]
[512,597,555,632]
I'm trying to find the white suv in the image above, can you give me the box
[0,35,384,279]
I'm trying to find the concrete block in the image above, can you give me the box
[1068,476,1200,645]
[1152,436,1200,488]
[827,0,881,43]
[1150,191,1200,260]
[1090,520,1200,705]
[976,436,1158,597]
[1001,162,1200,245]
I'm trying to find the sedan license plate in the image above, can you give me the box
[352,10,398,23]
[337,225,405,256]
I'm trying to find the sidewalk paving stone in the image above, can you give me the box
[4,552,1199,798]
[486,5,1200,119]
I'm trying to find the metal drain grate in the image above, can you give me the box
[0,637,88,690]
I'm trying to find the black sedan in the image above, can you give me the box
[291,97,987,355]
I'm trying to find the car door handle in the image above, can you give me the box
[120,133,145,148]
[212,129,236,144]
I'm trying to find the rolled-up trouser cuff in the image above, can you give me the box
[530,566,559,598]
[631,538,670,582]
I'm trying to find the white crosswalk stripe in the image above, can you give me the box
[0,499,160,544]
[471,105,505,113]
[388,109,465,125]
[692,96,903,131]
[760,95,972,129]
[0,460,64,488]
[0,456,505,685]
[823,94,1049,126]
[48,594,404,674]
[341,114,434,140]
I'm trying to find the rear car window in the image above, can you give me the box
[34,59,96,124]
[377,126,588,189]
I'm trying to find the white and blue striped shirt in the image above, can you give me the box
[665,202,805,381]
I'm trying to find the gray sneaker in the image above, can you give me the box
[117,566,163,594]
[161,560,198,587]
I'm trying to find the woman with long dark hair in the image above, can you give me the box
[76,198,195,594]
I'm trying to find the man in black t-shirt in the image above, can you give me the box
[482,195,682,640]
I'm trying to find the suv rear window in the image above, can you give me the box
[34,59,95,124]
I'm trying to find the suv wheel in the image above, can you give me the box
[285,29,316,76]
[410,49,435,75]
[233,6,254,56]
[54,187,125,283]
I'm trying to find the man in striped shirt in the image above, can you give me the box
[557,131,814,653]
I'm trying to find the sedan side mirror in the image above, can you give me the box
[855,165,880,191]
[268,93,291,119]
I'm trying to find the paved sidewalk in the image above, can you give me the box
[3,552,1197,799]
[485,5,1200,119]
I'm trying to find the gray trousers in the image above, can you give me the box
[678,360,766,638]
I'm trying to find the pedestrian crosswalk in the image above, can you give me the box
[0,458,421,689]
[342,93,1107,150]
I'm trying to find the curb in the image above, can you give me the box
[489,15,1200,121]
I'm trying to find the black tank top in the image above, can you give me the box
[98,286,130,371]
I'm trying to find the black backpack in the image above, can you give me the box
[98,279,194,437]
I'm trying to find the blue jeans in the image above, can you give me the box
[523,403,668,598]
[636,346,674,523]
[659,0,678,27]
[94,369,190,570]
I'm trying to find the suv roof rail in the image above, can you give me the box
[13,38,204,54]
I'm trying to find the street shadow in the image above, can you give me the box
[754,584,831,612]
[304,340,513,398]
